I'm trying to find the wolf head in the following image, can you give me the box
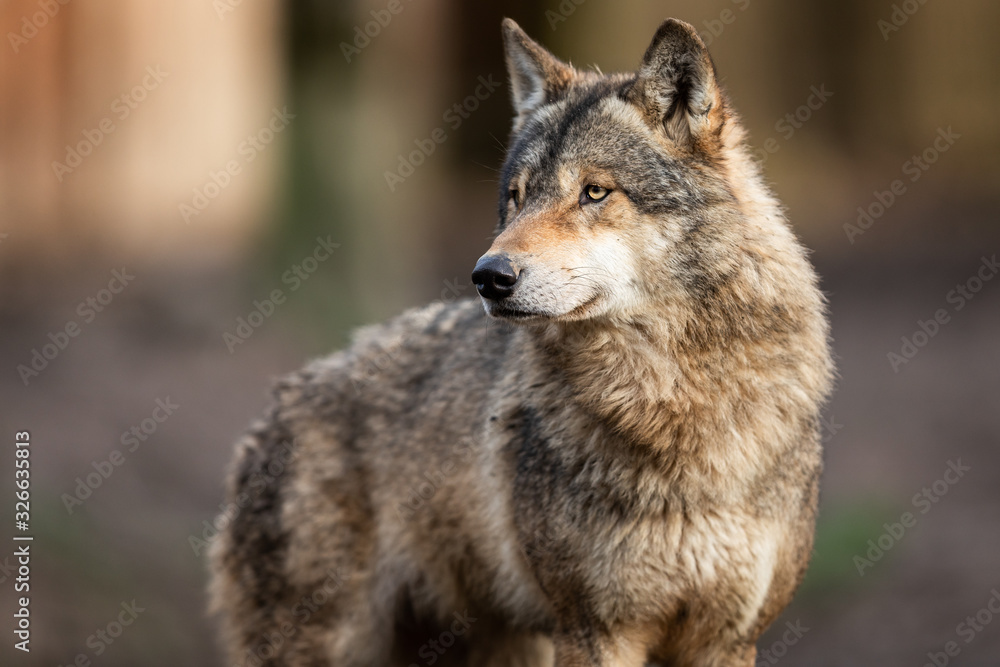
[473,18,779,326]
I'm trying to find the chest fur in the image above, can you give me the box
[500,404,783,635]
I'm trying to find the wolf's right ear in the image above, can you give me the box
[502,18,575,132]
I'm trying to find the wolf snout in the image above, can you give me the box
[472,254,520,300]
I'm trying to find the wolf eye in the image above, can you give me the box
[582,184,610,203]
[509,189,521,208]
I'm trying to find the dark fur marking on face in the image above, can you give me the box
[498,82,619,224]
[539,81,622,172]
[498,76,734,234]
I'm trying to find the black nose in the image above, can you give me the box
[471,255,519,300]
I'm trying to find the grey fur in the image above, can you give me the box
[210,18,833,667]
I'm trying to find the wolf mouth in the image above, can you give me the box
[485,292,601,322]
[486,303,544,320]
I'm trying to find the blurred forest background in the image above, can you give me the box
[1,0,998,665]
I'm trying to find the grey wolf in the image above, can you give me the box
[210,18,833,667]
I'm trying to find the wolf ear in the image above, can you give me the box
[502,18,575,132]
[628,19,724,146]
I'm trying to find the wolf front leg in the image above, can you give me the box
[551,629,648,667]
[552,630,758,667]
[693,643,757,667]
[671,641,757,667]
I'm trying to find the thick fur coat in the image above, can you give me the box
[210,18,834,667]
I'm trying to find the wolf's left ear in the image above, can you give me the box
[627,19,724,146]
[502,18,575,132]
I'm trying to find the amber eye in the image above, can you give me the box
[582,184,610,203]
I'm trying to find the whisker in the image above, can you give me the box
[488,132,508,155]
[471,160,501,175]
